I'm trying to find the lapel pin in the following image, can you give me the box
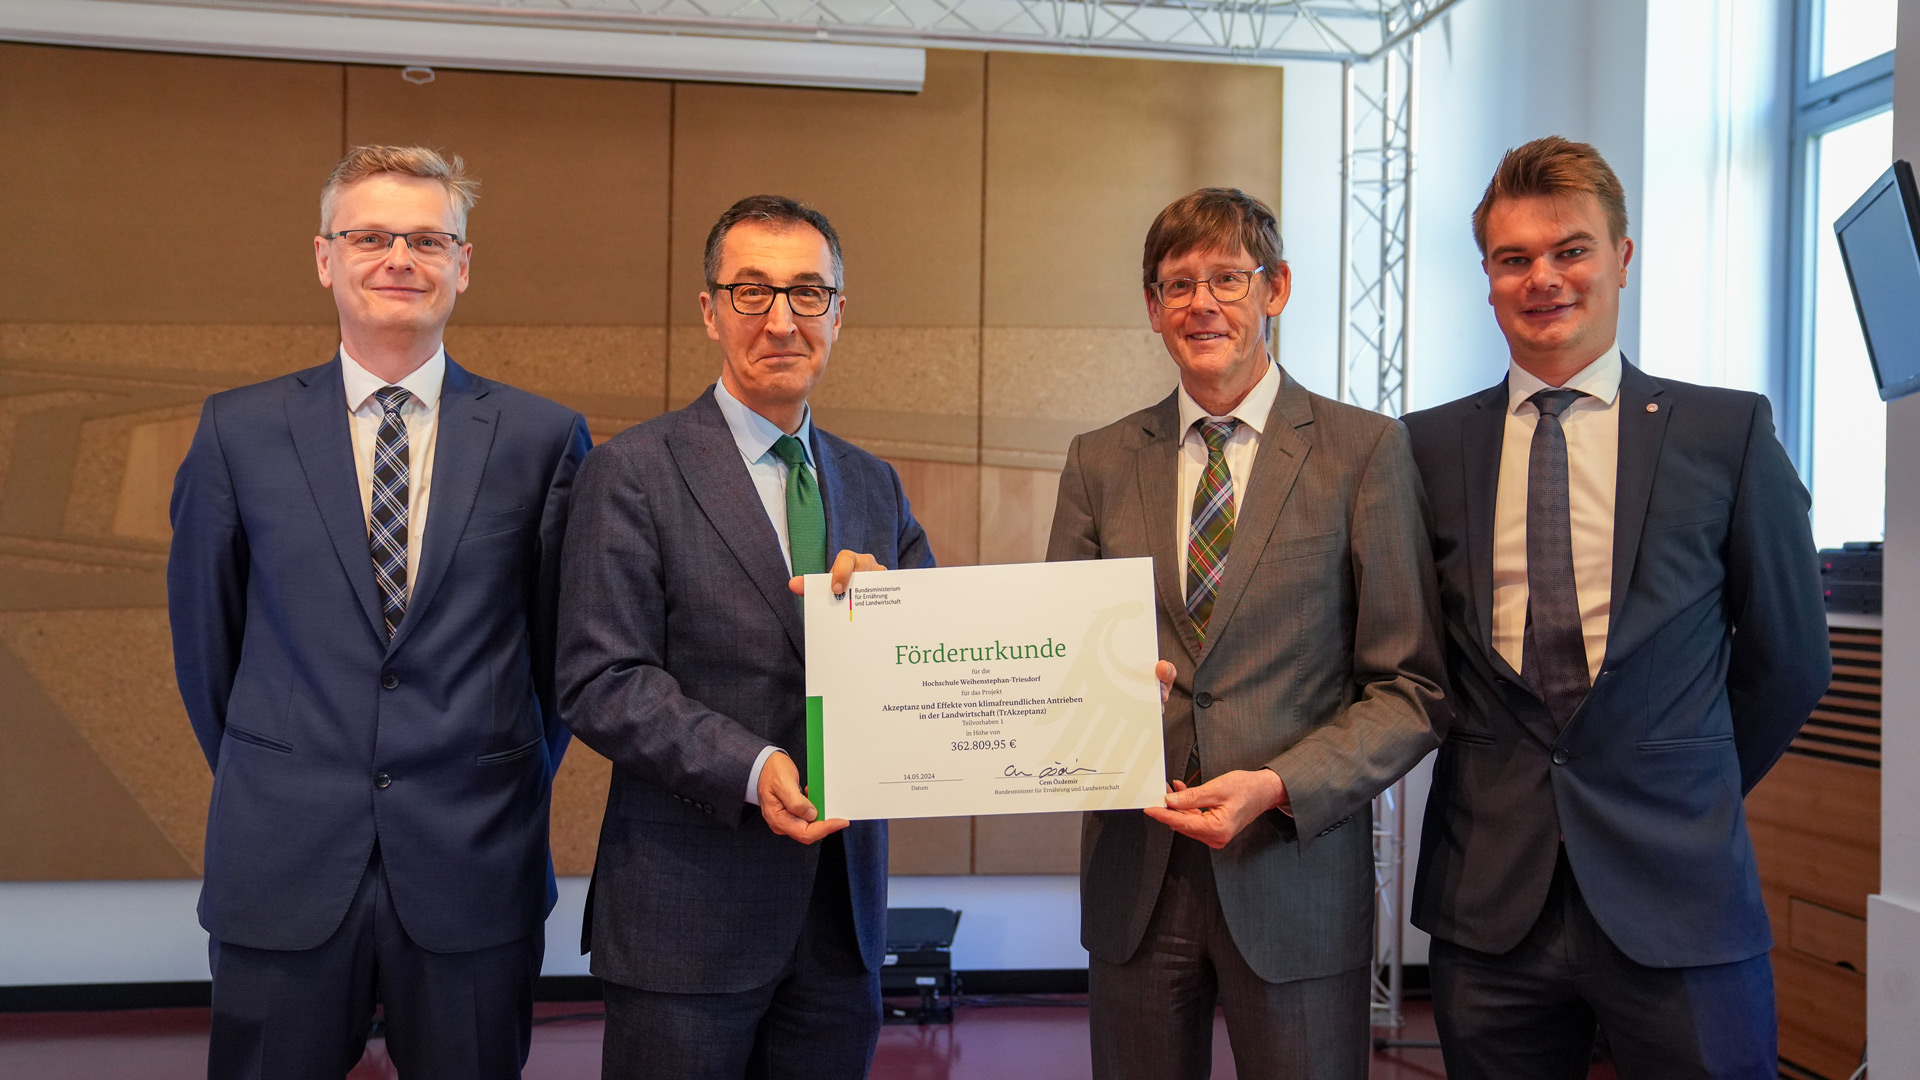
[1646,403,1659,413]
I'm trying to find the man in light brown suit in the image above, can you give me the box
[1047,188,1447,1080]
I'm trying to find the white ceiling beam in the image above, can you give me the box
[0,0,927,91]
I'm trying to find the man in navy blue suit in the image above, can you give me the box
[1402,136,1830,1078]
[558,196,932,1080]
[168,145,591,1080]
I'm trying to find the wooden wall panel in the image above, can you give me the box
[0,45,341,325]
[345,66,673,328]
[1,42,1286,881]
[978,53,1284,470]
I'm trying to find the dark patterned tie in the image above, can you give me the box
[1183,418,1239,787]
[1185,418,1240,641]
[368,386,412,639]
[1521,388,1590,724]
[770,434,827,577]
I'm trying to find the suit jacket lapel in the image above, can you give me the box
[287,356,385,642]
[671,389,805,656]
[389,359,497,656]
[1199,370,1312,660]
[1462,380,1509,669]
[1134,394,1201,666]
[1603,360,1669,667]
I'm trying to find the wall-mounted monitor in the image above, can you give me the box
[1835,159,1920,402]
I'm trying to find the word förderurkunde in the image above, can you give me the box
[894,639,1068,665]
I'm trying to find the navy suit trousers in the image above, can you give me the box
[1430,849,1776,1080]
[599,832,881,1080]
[207,848,544,1080]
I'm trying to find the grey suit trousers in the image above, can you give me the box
[1089,836,1370,1080]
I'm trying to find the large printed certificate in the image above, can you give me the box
[802,558,1166,821]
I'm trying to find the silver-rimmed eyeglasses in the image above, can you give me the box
[325,230,465,261]
[713,282,840,318]
[1149,267,1265,308]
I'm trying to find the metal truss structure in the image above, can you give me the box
[211,0,1459,64]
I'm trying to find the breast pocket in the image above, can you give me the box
[461,506,531,543]
[1256,529,1342,564]
[1643,499,1728,532]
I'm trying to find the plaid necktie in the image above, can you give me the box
[1185,418,1240,640]
[770,434,827,576]
[368,386,412,638]
[1521,388,1590,724]
[1183,418,1239,786]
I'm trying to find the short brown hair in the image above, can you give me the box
[319,145,480,236]
[1472,136,1628,255]
[703,195,845,289]
[1142,188,1284,289]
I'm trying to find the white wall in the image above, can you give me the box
[1869,0,1920,1070]
[1410,0,1648,411]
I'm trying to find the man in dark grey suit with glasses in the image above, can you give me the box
[1048,187,1446,1080]
[558,195,933,1080]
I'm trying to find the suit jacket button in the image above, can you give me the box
[374,771,392,789]
[1194,692,1214,709]
[1551,748,1569,766]
[381,673,400,690]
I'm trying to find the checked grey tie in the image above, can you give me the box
[368,386,413,639]
[1521,388,1590,725]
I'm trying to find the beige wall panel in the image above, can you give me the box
[982,52,1285,328]
[979,464,1061,566]
[440,326,666,409]
[972,811,1080,874]
[888,817,974,875]
[0,45,342,325]
[115,415,200,542]
[669,51,985,330]
[981,327,1171,469]
[889,458,980,568]
[0,643,195,879]
[346,66,673,328]
[0,611,206,870]
[550,743,611,877]
[2,324,339,381]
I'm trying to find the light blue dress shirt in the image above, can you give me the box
[712,379,817,806]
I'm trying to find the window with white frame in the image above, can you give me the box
[1789,0,1897,549]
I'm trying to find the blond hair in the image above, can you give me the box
[1472,136,1628,256]
[319,145,480,236]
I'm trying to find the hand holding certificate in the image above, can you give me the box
[802,558,1167,820]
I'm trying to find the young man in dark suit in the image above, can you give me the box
[1402,136,1831,1078]
[169,146,591,1079]
[557,196,932,1080]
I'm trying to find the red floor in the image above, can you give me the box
[0,999,1615,1078]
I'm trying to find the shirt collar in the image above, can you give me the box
[1506,342,1622,415]
[340,344,446,413]
[714,378,814,468]
[1177,359,1282,438]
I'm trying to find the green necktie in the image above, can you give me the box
[771,434,828,576]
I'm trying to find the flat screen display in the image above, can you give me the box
[1835,159,1920,402]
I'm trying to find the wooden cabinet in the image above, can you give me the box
[1747,622,1880,1080]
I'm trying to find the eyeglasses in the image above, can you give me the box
[713,282,840,318]
[1149,267,1265,308]
[325,230,465,261]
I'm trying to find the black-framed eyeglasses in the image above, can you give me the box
[1149,267,1265,308]
[325,230,465,261]
[713,282,840,318]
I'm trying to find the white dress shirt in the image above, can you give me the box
[1491,343,1622,684]
[341,345,445,602]
[1175,360,1282,557]
[713,379,818,806]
